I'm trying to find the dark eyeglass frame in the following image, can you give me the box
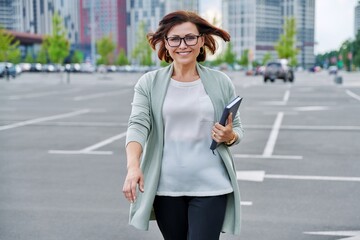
[165,34,202,47]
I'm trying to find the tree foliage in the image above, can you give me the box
[353,30,360,68]
[223,42,236,65]
[96,34,116,65]
[132,21,153,66]
[275,17,299,66]
[238,49,249,67]
[0,27,21,62]
[71,50,83,63]
[262,52,272,65]
[37,38,49,64]
[116,48,129,65]
[46,13,70,64]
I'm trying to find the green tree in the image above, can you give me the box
[238,49,249,68]
[24,50,35,63]
[338,40,352,70]
[275,17,299,66]
[132,21,153,66]
[223,42,236,66]
[116,48,129,65]
[36,41,48,64]
[96,34,116,65]
[352,30,360,69]
[46,13,70,64]
[71,50,83,63]
[0,27,21,62]
[262,52,272,65]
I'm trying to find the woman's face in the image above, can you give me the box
[165,22,204,65]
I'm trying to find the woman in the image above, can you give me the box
[122,10,244,240]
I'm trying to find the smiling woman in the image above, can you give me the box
[122,10,244,240]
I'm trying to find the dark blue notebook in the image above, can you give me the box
[210,96,243,150]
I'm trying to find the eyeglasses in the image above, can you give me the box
[165,35,202,47]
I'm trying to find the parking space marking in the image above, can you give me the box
[346,89,360,101]
[263,112,284,157]
[304,230,360,239]
[7,89,81,100]
[283,89,290,102]
[234,154,302,160]
[237,171,360,182]
[49,132,127,155]
[73,90,129,101]
[0,109,90,131]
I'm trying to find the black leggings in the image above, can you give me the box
[153,194,227,240]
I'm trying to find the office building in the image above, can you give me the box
[0,0,80,44]
[222,0,315,68]
[126,0,199,63]
[165,0,199,13]
[355,1,360,36]
[79,0,126,54]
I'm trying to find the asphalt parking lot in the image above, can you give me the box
[1,70,360,240]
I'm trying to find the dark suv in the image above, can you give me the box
[263,61,294,83]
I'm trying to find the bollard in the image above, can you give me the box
[334,76,342,84]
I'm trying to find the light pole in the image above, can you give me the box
[90,0,96,67]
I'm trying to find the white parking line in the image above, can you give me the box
[73,90,128,101]
[237,171,360,182]
[346,89,360,101]
[263,112,284,157]
[49,132,127,155]
[7,89,81,100]
[266,174,360,182]
[283,89,290,102]
[0,109,90,131]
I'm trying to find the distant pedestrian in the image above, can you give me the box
[122,10,244,240]
[5,65,10,81]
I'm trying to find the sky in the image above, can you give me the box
[200,0,359,54]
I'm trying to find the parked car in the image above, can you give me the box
[263,60,294,83]
[328,66,338,75]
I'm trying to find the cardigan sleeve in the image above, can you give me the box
[125,74,152,150]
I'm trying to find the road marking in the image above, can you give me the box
[242,124,360,131]
[236,171,360,182]
[283,90,290,102]
[49,132,127,155]
[0,109,90,131]
[237,171,266,182]
[293,106,329,111]
[263,112,284,157]
[304,230,360,240]
[234,154,303,160]
[240,201,252,206]
[7,89,80,100]
[73,90,128,101]
[266,174,360,182]
[346,89,360,101]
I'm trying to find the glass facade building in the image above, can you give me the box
[355,1,360,37]
[126,0,199,64]
[222,0,315,68]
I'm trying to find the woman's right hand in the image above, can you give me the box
[122,167,144,203]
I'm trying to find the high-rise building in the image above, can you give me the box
[0,0,80,44]
[355,1,360,36]
[222,0,315,68]
[0,0,22,31]
[126,0,199,64]
[80,0,126,54]
[165,0,199,13]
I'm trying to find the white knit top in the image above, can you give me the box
[156,78,233,196]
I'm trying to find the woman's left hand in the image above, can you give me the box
[212,113,235,143]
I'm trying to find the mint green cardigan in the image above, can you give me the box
[126,63,244,235]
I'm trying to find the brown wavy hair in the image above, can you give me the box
[147,10,231,63]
